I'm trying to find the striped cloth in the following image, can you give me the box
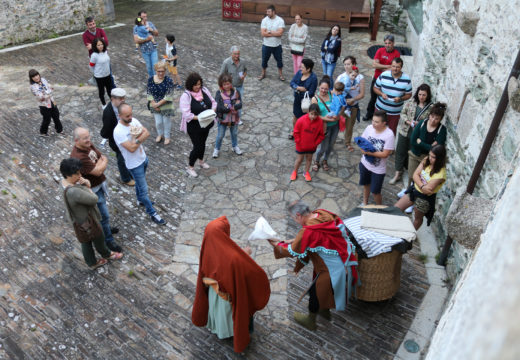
[374,70,412,115]
[344,216,404,258]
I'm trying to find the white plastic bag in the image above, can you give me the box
[248,216,278,241]
[301,91,311,113]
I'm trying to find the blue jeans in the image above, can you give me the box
[321,61,337,86]
[235,85,243,118]
[215,122,238,150]
[316,123,340,161]
[95,186,114,244]
[153,113,171,139]
[261,45,283,69]
[128,158,156,216]
[116,151,133,183]
[141,50,159,77]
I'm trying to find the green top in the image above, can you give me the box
[63,185,101,224]
[315,92,337,127]
[410,118,447,156]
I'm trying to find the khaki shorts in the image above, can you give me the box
[167,64,178,75]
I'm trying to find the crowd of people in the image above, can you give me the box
[25,4,452,352]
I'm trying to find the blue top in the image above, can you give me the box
[135,25,149,39]
[329,93,347,116]
[320,35,341,64]
[290,70,317,98]
[133,21,157,53]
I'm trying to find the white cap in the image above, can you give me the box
[111,88,126,97]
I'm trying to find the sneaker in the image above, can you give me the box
[39,133,49,137]
[238,120,243,125]
[405,205,414,214]
[359,202,367,207]
[151,214,166,225]
[106,241,122,253]
[233,146,243,155]
[186,167,198,177]
[397,188,407,198]
[212,149,219,158]
[290,170,297,181]
[304,171,312,182]
[199,162,210,169]
[110,227,119,235]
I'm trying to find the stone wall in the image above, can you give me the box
[0,0,114,47]
[379,0,408,37]
[406,0,520,277]
[425,158,520,359]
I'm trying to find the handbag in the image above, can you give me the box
[64,186,103,243]
[301,91,311,113]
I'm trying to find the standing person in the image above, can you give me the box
[373,57,412,135]
[147,62,175,145]
[213,74,242,159]
[357,110,395,206]
[289,58,317,139]
[389,84,432,185]
[312,76,338,172]
[113,104,166,225]
[219,46,247,124]
[320,25,342,86]
[258,5,285,81]
[164,34,183,89]
[29,69,63,137]
[89,38,112,107]
[291,104,324,182]
[395,144,447,229]
[268,201,358,331]
[133,10,159,77]
[82,16,115,88]
[60,158,123,270]
[363,34,400,122]
[179,72,217,178]
[335,56,365,150]
[71,127,123,253]
[288,14,309,75]
[192,216,270,353]
[100,88,135,186]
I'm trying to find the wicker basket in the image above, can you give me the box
[356,250,403,302]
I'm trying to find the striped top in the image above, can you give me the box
[374,70,412,115]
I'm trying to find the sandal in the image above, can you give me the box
[312,161,320,172]
[322,160,330,171]
[346,144,355,152]
[108,251,124,261]
[257,74,266,81]
[89,258,108,270]
[279,75,286,81]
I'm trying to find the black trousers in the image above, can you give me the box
[308,282,319,313]
[95,75,112,105]
[365,77,377,120]
[187,120,213,166]
[39,104,63,134]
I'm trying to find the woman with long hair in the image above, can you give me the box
[320,25,342,86]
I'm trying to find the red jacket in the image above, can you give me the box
[82,28,108,56]
[294,114,325,152]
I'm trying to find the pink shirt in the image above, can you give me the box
[360,125,395,174]
[179,87,217,133]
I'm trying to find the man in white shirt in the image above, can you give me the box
[258,5,285,81]
[113,104,166,225]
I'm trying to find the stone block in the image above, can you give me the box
[445,186,494,250]
[507,76,520,112]
[456,11,479,37]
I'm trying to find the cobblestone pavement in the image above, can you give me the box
[0,1,428,359]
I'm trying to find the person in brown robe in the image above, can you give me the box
[192,216,271,353]
[269,200,358,330]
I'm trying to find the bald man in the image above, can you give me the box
[113,104,166,225]
[70,127,123,252]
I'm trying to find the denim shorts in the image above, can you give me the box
[359,162,386,194]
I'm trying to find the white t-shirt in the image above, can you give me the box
[261,15,285,47]
[90,51,111,78]
[113,118,147,169]
[360,125,395,174]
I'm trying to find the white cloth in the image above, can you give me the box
[90,51,111,78]
[261,15,285,47]
[248,217,278,241]
[360,211,417,242]
[344,216,404,258]
[113,118,147,169]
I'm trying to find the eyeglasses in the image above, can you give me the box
[156,70,166,73]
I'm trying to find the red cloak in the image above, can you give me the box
[192,216,271,353]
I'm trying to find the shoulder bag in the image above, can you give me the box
[64,186,103,243]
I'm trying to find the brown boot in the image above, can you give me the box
[294,312,317,330]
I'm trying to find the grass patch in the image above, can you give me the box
[418,254,428,263]
[7,179,13,184]
[78,83,84,87]
[1,190,8,195]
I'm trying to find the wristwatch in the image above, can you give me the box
[135,139,141,144]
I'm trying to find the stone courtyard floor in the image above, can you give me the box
[0,1,429,359]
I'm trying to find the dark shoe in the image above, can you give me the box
[362,116,371,122]
[110,227,119,235]
[318,308,331,321]
[137,201,155,207]
[151,214,166,225]
[294,312,317,331]
[106,241,122,253]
